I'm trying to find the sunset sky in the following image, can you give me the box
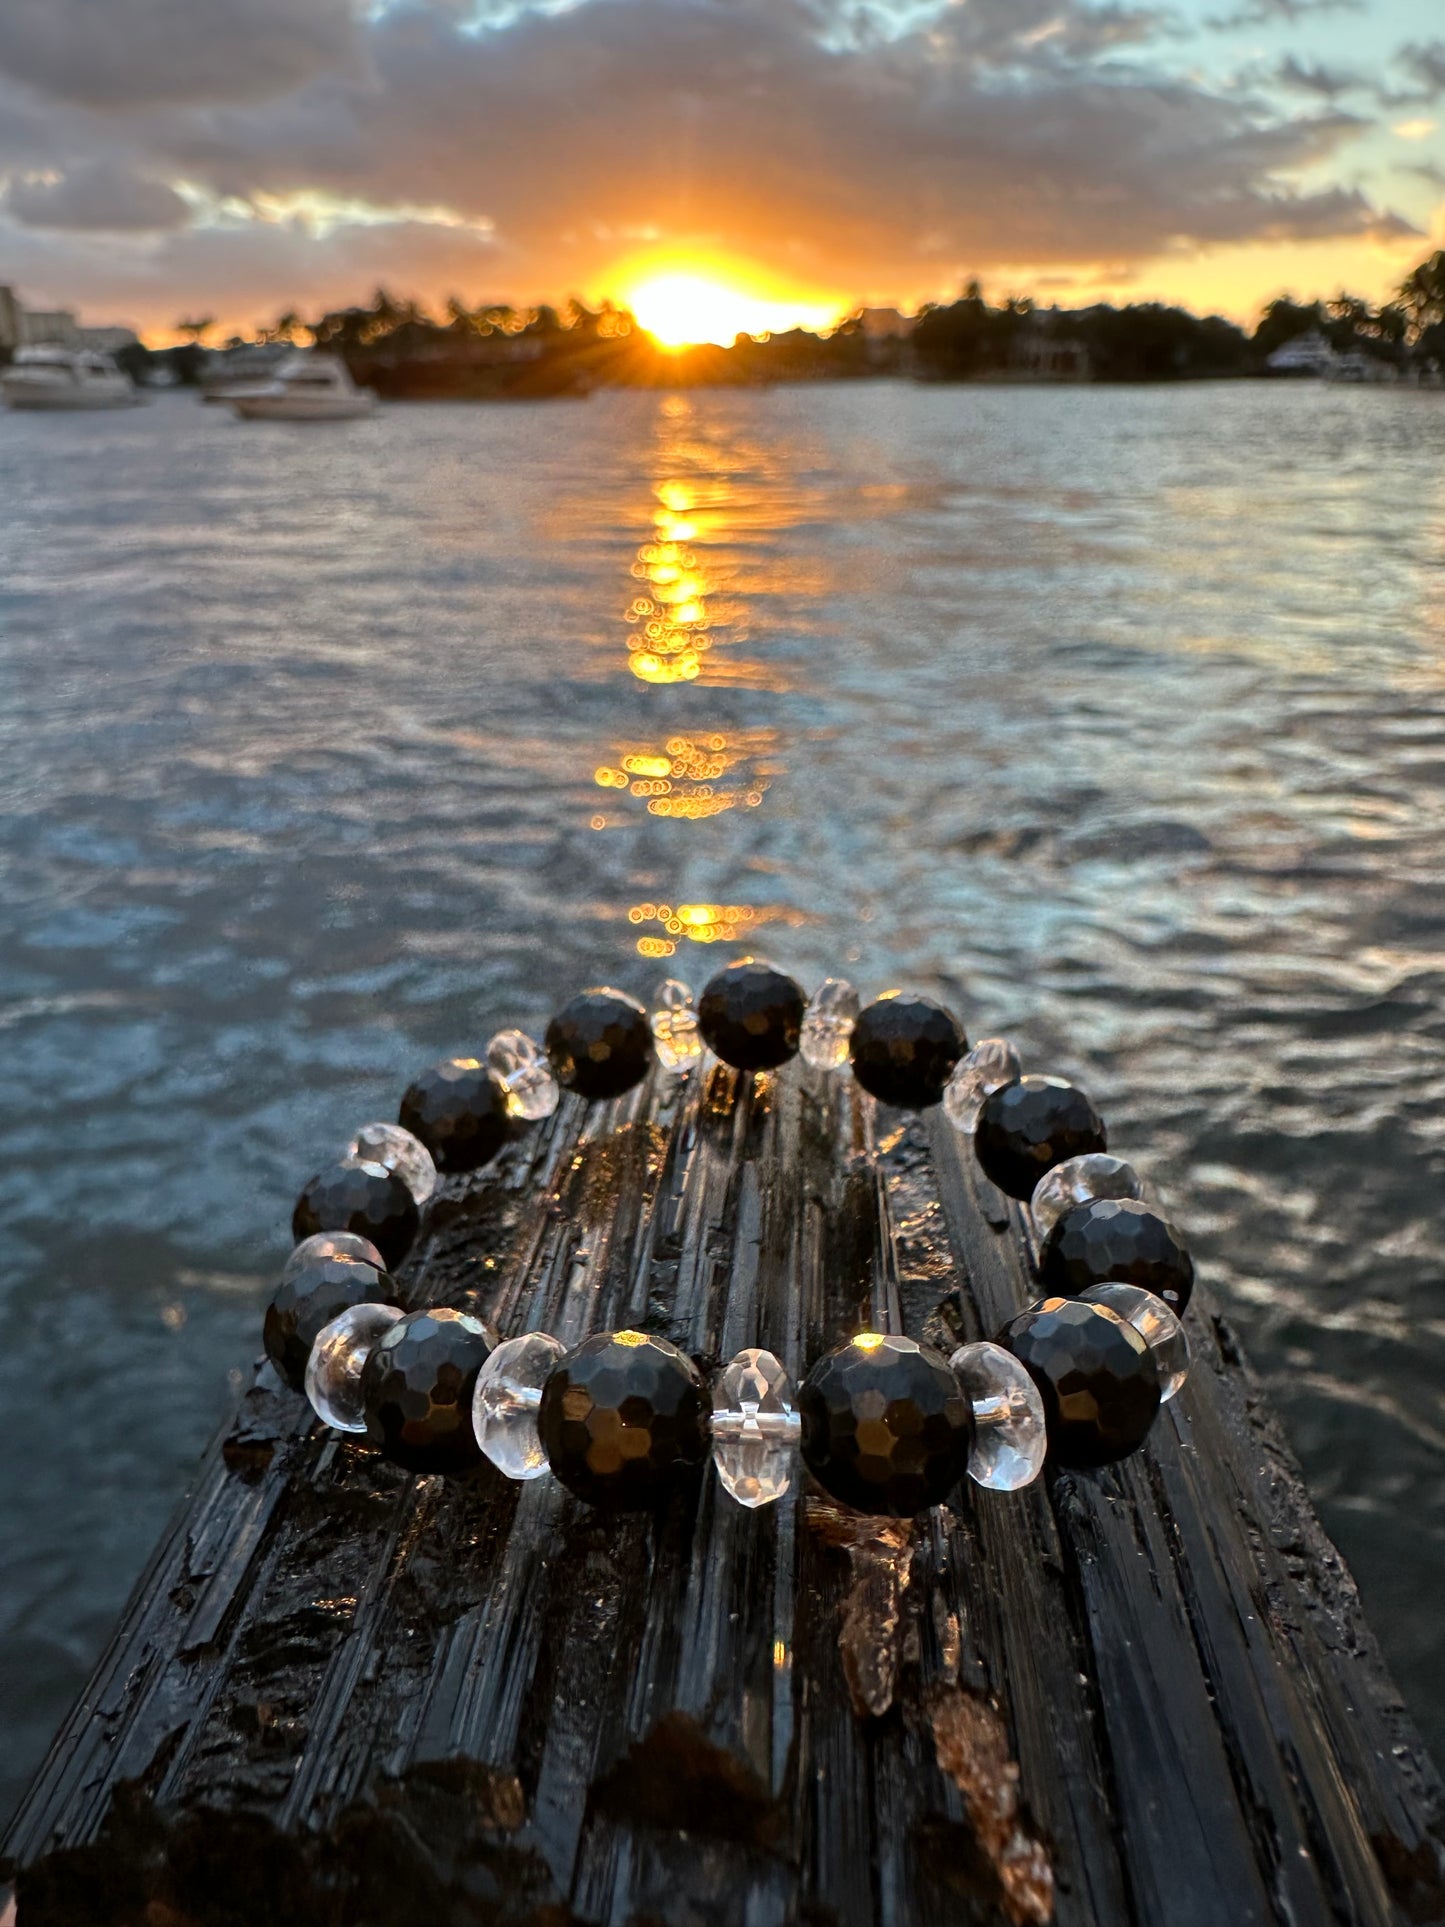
[0,0,1441,341]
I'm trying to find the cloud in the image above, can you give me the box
[1273,54,1364,99]
[0,0,1421,328]
[144,2,1414,271]
[4,163,191,230]
[0,0,362,109]
[1397,41,1445,102]
[1207,0,1360,28]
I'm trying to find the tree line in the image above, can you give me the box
[145,248,1445,392]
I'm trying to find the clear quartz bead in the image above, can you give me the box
[471,1331,566,1478]
[650,978,703,1072]
[344,1121,438,1206]
[306,1302,405,1431]
[486,1028,560,1121]
[799,978,860,1071]
[943,1038,1022,1133]
[1030,1153,1144,1241]
[283,1230,386,1279]
[1081,1282,1190,1401]
[949,1339,1048,1491]
[710,1347,802,1507]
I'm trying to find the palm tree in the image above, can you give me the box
[1398,251,1445,339]
[175,316,214,344]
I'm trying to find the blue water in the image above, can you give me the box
[1,380,1442,1816]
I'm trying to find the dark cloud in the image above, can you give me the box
[4,163,191,230]
[1396,41,1445,101]
[0,0,1420,326]
[1206,0,1361,29]
[0,0,362,108]
[1273,54,1364,99]
[137,0,1414,280]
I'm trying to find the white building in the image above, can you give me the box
[0,285,136,352]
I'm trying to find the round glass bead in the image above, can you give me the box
[264,1251,395,1392]
[399,1058,508,1174]
[1000,1296,1161,1468]
[306,1302,405,1431]
[799,978,859,1072]
[471,1331,567,1479]
[1081,1283,1190,1402]
[697,958,806,1072]
[650,978,703,1072]
[545,988,655,1101]
[710,1347,802,1508]
[486,1029,560,1122]
[282,1231,386,1279]
[973,1075,1107,1201]
[292,1159,420,1272]
[943,1038,1022,1135]
[361,1306,495,1474]
[538,1330,707,1509]
[345,1121,437,1206]
[848,993,966,1109]
[1038,1196,1194,1315]
[1030,1153,1143,1242]
[948,1340,1048,1491]
[799,1332,973,1515]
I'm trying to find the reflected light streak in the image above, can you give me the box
[627,486,714,685]
[593,729,775,820]
[626,900,810,957]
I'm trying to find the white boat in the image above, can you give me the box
[199,344,291,404]
[2,345,140,410]
[230,353,376,421]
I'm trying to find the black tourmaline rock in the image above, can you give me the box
[1040,1197,1195,1315]
[799,1333,972,1515]
[263,1253,396,1393]
[398,1058,508,1173]
[973,1075,1107,1200]
[545,988,655,1101]
[697,958,806,1071]
[848,992,966,1109]
[292,1160,421,1271]
[538,1331,707,1509]
[1001,1296,1160,1468]
[360,1307,494,1474]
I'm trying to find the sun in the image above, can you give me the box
[626,271,835,349]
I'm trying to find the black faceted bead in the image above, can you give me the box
[974,1076,1107,1200]
[263,1254,395,1393]
[697,958,806,1071]
[399,1058,508,1174]
[1039,1197,1195,1315]
[545,988,655,1101]
[1001,1296,1160,1468]
[361,1306,493,1473]
[849,992,966,1109]
[799,1333,972,1515]
[538,1330,707,1509]
[292,1160,421,1271]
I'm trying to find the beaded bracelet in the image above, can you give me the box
[263,958,1195,1518]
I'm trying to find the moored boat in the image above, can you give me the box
[230,352,376,421]
[1,346,140,410]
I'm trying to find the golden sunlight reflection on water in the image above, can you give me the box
[593,395,810,954]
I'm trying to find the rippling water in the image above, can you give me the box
[2,380,1442,1816]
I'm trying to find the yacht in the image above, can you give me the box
[230,352,376,421]
[2,345,140,410]
[199,343,291,404]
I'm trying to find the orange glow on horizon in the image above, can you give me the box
[622,267,839,349]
